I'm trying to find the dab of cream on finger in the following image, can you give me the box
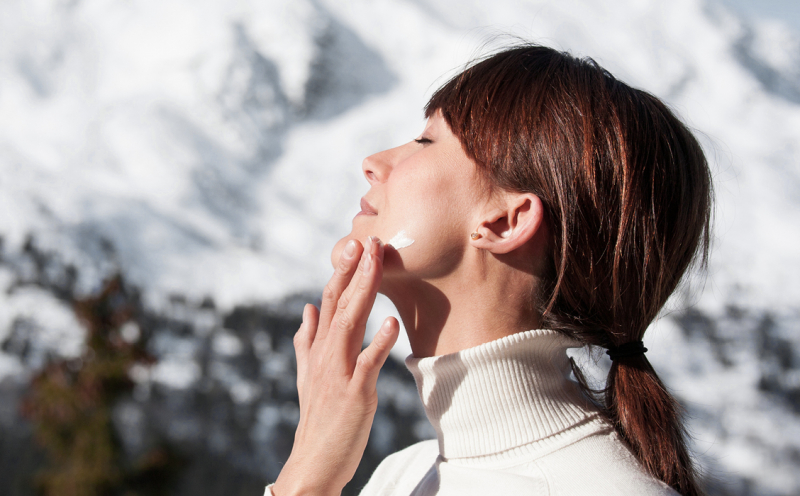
[387,230,415,250]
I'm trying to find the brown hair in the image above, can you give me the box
[426,45,711,495]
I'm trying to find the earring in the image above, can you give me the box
[470,232,482,240]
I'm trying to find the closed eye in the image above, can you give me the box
[414,137,432,145]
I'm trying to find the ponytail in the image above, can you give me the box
[608,356,700,495]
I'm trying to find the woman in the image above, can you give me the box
[267,44,712,496]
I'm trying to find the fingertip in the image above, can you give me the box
[381,317,398,336]
[369,236,384,256]
[362,253,373,274]
[377,318,399,353]
[377,240,385,262]
[302,303,319,324]
[337,240,363,273]
[343,239,358,259]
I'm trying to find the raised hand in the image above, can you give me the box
[271,236,400,496]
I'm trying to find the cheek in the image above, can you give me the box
[382,198,468,277]
[374,165,478,276]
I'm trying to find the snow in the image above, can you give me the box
[2,0,800,492]
[1,0,797,307]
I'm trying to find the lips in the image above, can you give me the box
[357,197,378,216]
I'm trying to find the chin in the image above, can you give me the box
[329,232,408,275]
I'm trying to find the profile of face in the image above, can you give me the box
[331,111,488,283]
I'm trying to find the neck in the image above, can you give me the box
[382,253,541,357]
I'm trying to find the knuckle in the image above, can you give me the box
[337,254,353,273]
[356,352,374,376]
[335,311,353,331]
[357,273,372,293]
[321,285,337,303]
[336,293,350,310]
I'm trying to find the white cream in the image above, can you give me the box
[387,230,415,250]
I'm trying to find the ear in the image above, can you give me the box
[470,193,545,254]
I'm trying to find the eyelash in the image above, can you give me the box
[414,138,432,144]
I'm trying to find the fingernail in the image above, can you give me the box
[371,236,383,255]
[363,253,372,274]
[381,319,393,335]
[344,240,357,259]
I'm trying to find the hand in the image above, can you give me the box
[272,236,400,496]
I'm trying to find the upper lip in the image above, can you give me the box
[360,197,377,215]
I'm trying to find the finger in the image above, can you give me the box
[294,303,319,396]
[317,239,362,341]
[330,238,384,362]
[353,317,400,392]
[337,237,381,318]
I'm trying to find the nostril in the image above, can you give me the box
[362,158,381,183]
[362,148,395,184]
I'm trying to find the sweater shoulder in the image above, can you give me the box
[533,429,681,495]
[359,440,439,496]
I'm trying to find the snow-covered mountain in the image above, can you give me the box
[1,0,799,494]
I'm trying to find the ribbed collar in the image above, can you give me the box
[405,329,597,460]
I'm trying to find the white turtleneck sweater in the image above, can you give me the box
[266,329,679,496]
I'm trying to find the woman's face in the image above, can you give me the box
[332,111,488,281]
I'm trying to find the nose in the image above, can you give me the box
[361,146,398,185]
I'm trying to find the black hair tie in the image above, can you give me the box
[606,341,648,361]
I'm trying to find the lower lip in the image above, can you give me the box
[355,211,377,218]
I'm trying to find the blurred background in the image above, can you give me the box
[1,0,799,494]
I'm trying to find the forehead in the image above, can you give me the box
[424,111,466,154]
[423,109,447,133]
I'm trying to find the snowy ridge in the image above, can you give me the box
[1,0,800,494]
